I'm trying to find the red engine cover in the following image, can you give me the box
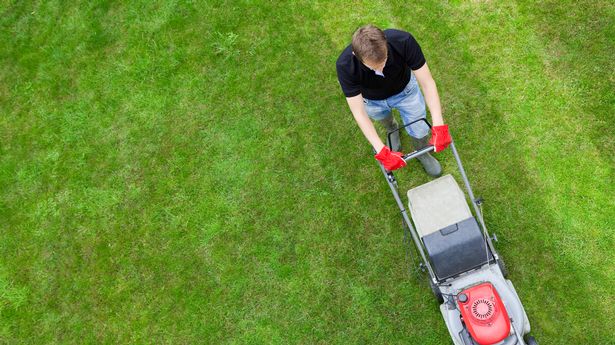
[457,283,511,345]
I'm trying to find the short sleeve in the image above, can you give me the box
[336,61,361,97]
[404,33,426,70]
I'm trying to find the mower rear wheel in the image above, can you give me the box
[497,258,508,278]
[429,280,443,304]
[524,335,538,345]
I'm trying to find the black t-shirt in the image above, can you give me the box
[336,29,426,100]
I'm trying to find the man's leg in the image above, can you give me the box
[363,98,401,151]
[390,74,442,177]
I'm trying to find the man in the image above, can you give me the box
[336,25,452,175]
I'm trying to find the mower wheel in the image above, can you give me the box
[497,258,508,278]
[429,280,444,304]
[524,335,538,345]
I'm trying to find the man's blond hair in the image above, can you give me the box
[352,25,387,63]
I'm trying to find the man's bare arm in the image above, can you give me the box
[345,94,386,152]
[413,63,444,126]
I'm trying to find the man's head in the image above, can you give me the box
[352,25,388,71]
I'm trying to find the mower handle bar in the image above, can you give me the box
[386,117,432,149]
[387,118,435,163]
[402,145,435,162]
[385,118,435,164]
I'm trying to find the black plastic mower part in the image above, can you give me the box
[524,335,538,345]
[459,328,478,345]
[429,280,443,304]
[497,257,508,278]
[422,217,493,280]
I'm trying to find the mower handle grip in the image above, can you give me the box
[402,145,435,163]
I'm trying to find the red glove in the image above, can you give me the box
[375,146,407,171]
[429,125,452,152]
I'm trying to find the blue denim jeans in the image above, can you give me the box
[363,73,429,139]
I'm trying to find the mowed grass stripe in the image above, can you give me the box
[422,2,614,342]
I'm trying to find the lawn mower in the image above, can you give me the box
[377,119,538,345]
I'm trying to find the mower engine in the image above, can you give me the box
[457,283,510,345]
[457,283,511,345]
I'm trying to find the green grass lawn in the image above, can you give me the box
[1,0,614,344]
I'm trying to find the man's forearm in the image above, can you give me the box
[353,110,385,152]
[421,79,444,126]
[413,63,445,126]
[346,95,385,152]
